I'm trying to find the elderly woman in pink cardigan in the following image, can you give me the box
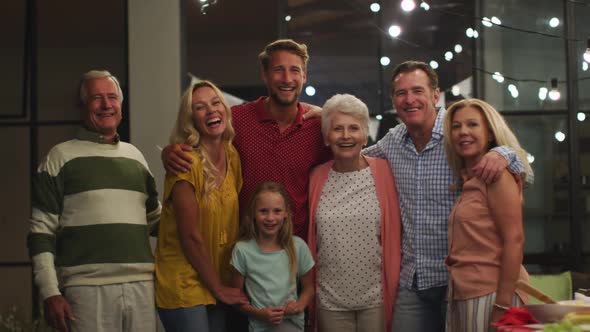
[307,94,401,332]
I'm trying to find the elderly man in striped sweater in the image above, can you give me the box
[28,70,161,332]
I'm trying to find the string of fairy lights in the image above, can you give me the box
[192,0,589,151]
[285,0,590,149]
[370,0,589,147]
[280,0,590,108]
[196,0,590,106]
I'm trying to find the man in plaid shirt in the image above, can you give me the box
[364,61,529,332]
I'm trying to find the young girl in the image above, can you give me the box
[231,182,315,332]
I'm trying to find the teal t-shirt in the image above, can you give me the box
[231,236,314,332]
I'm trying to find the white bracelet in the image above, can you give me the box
[493,303,510,311]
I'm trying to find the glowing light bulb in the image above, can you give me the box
[305,86,316,97]
[284,15,292,22]
[388,25,402,37]
[466,28,474,38]
[583,61,588,71]
[444,51,453,61]
[492,72,504,83]
[538,87,548,101]
[554,131,566,142]
[527,153,535,164]
[482,17,493,27]
[451,85,461,96]
[401,0,416,12]
[549,78,560,101]
[376,114,383,120]
[510,90,519,98]
[429,60,439,69]
[491,16,501,25]
[549,17,560,28]
[370,3,380,13]
[577,112,586,122]
[454,44,463,53]
[549,90,561,101]
[380,56,391,66]
[508,84,519,98]
[420,1,430,10]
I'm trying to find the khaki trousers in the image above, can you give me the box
[318,305,383,332]
[65,280,156,332]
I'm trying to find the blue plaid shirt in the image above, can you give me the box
[364,108,527,290]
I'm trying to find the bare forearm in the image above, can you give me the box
[296,287,314,309]
[172,181,226,296]
[238,303,266,321]
[496,241,524,306]
[489,171,525,306]
[180,236,223,295]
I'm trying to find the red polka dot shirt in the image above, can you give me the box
[232,97,331,239]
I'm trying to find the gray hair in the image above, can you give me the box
[321,94,370,138]
[78,70,124,107]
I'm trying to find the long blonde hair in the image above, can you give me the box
[169,80,235,197]
[443,98,532,189]
[239,182,298,282]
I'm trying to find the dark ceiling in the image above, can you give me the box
[184,0,476,108]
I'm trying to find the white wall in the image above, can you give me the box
[128,0,183,196]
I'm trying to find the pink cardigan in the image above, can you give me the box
[307,156,401,332]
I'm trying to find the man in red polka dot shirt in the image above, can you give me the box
[163,39,330,240]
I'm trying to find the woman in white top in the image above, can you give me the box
[307,94,402,332]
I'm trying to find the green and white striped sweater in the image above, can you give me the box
[28,128,161,300]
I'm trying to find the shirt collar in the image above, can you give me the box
[254,97,304,127]
[431,107,446,140]
[76,127,120,144]
[398,107,445,143]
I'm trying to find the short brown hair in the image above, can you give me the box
[258,39,309,71]
[391,60,439,94]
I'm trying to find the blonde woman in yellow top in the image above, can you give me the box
[155,80,248,332]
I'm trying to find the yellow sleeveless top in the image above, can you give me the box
[155,143,242,308]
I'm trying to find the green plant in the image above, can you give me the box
[0,306,53,332]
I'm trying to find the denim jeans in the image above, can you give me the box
[157,304,226,332]
[391,285,447,332]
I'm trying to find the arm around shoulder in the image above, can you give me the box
[161,143,194,175]
[489,145,534,185]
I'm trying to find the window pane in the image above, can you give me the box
[36,0,126,122]
[478,0,566,111]
[577,115,590,253]
[0,127,30,263]
[502,115,570,256]
[287,0,381,112]
[0,1,26,118]
[574,1,590,110]
[185,0,277,96]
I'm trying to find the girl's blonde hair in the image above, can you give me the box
[443,98,532,189]
[169,80,235,198]
[239,182,298,281]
